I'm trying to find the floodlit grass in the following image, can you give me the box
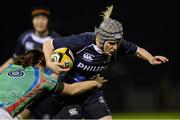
[112,112,180,119]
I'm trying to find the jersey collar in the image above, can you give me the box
[92,44,103,54]
[31,33,51,44]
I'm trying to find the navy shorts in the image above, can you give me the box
[54,90,111,119]
[27,91,60,118]
[28,90,111,119]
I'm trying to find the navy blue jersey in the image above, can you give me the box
[53,32,138,83]
[13,30,60,58]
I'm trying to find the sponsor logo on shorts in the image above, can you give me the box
[99,96,105,103]
[69,108,78,116]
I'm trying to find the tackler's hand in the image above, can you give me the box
[95,74,108,88]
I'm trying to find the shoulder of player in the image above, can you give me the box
[49,30,61,38]
[73,32,96,44]
[52,32,96,52]
[79,32,96,41]
[55,32,95,42]
[18,30,33,42]
[120,39,138,46]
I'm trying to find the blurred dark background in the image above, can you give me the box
[0,0,179,113]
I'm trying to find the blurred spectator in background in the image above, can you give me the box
[0,7,60,73]
[0,6,61,119]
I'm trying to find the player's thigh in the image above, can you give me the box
[0,108,13,120]
[54,104,83,119]
[17,108,31,119]
[83,92,111,119]
[28,93,61,118]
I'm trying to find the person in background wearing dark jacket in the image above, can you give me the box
[0,7,60,73]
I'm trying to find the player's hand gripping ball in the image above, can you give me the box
[51,47,74,69]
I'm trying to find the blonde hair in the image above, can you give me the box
[101,5,113,20]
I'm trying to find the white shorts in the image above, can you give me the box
[0,108,13,120]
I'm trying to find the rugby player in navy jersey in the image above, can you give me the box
[43,5,169,119]
[0,7,60,73]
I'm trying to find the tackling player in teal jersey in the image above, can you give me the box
[0,50,106,119]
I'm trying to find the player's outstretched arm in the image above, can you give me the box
[61,75,107,95]
[136,47,169,65]
[0,58,14,73]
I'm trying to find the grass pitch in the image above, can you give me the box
[112,112,180,119]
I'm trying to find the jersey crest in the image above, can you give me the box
[7,69,25,78]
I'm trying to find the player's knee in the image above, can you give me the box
[17,109,31,119]
[99,115,112,120]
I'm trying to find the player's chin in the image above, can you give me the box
[107,52,115,56]
[35,28,46,33]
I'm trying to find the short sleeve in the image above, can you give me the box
[41,72,57,91]
[54,79,65,94]
[118,39,138,55]
[50,31,61,39]
[41,72,64,94]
